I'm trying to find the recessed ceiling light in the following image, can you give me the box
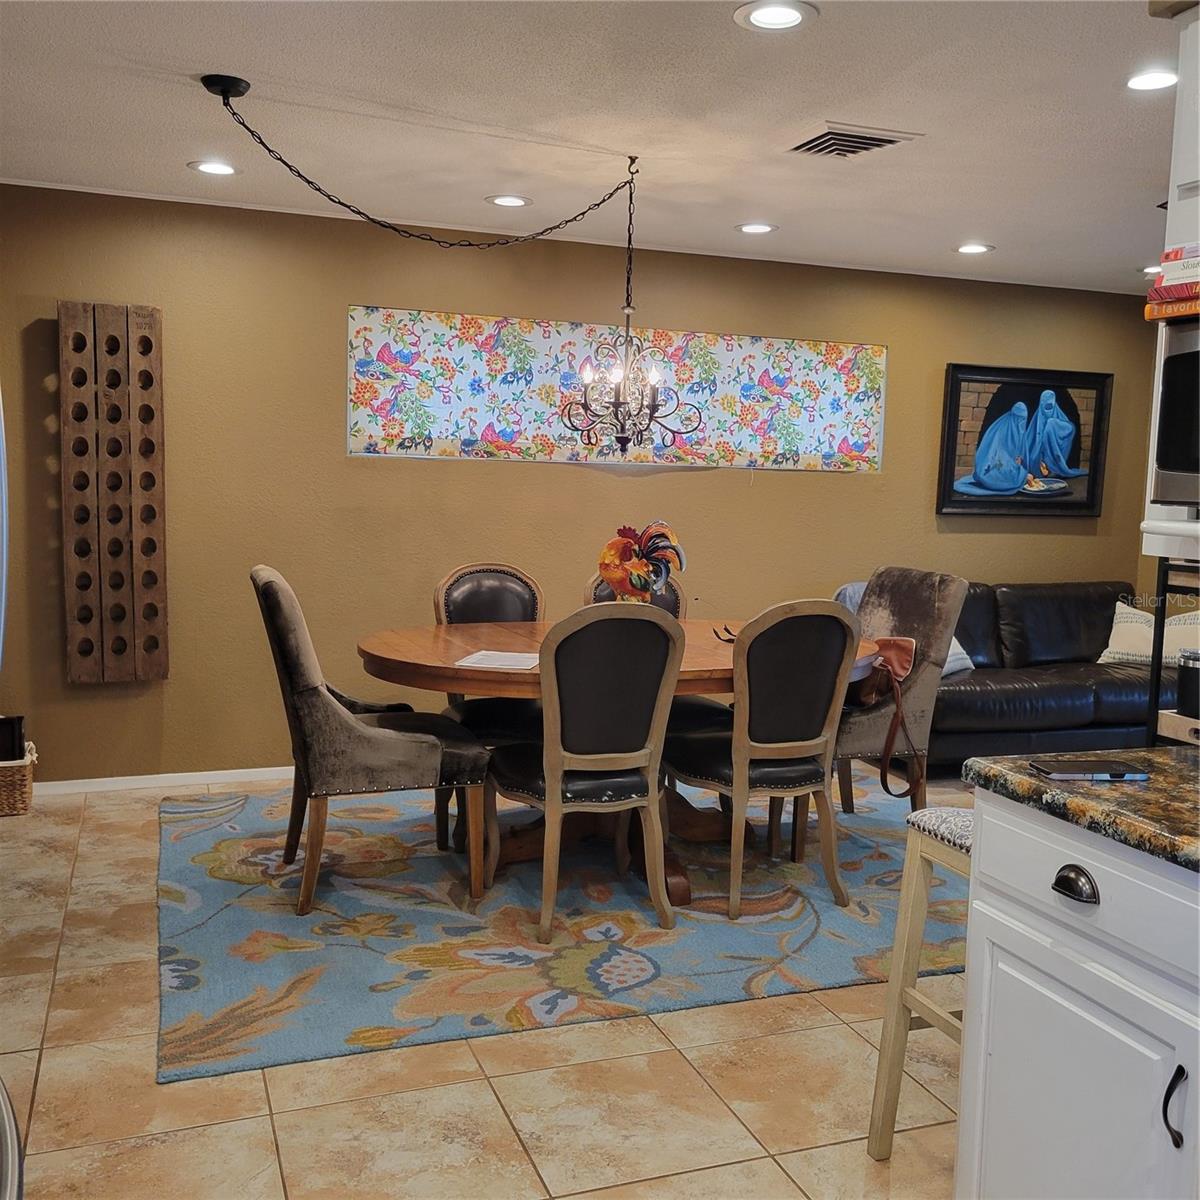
[733,1,819,31]
[1144,264,1163,274]
[486,194,532,207]
[957,242,995,254]
[738,222,778,234]
[1127,69,1177,91]
[188,160,236,176]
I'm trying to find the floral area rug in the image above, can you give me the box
[157,770,966,1081]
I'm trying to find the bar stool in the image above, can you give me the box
[867,806,973,1161]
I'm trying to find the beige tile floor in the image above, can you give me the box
[1,771,971,1199]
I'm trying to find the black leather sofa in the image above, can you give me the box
[929,581,1175,764]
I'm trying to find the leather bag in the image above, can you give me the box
[847,636,921,798]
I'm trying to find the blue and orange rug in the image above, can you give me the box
[156,771,967,1081]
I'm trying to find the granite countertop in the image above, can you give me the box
[963,747,1199,872]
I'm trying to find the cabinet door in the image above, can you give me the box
[960,902,1197,1200]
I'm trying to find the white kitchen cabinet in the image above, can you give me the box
[956,789,1199,1200]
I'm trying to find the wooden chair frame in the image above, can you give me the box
[484,603,684,943]
[583,572,687,619]
[667,600,860,918]
[867,824,969,1160]
[432,561,545,852]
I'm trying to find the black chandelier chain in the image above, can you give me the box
[217,92,636,251]
[624,157,639,313]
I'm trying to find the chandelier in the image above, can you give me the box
[561,160,702,456]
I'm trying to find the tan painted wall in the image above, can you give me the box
[0,185,1158,781]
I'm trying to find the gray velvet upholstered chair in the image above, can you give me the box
[483,603,683,944]
[251,565,490,914]
[835,566,968,813]
[434,562,545,852]
[664,600,861,917]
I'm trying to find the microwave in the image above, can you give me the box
[1151,319,1199,507]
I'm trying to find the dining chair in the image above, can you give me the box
[482,603,683,943]
[434,562,545,852]
[835,567,968,814]
[664,600,860,917]
[251,565,490,913]
[584,574,731,735]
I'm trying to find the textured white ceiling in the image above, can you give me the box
[0,1,1181,293]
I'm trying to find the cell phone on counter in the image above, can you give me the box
[1028,759,1149,782]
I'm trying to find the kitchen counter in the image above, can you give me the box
[962,746,1199,872]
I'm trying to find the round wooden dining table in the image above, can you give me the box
[358,619,878,905]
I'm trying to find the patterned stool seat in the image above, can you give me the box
[906,806,973,855]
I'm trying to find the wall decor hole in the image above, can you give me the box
[77,604,94,625]
[106,504,122,525]
[142,569,158,588]
[71,436,89,457]
[143,634,160,653]
[70,367,88,388]
[71,470,90,492]
[109,570,125,590]
[105,436,122,458]
[136,335,154,355]
[105,471,122,492]
[139,471,156,491]
[73,537,91,558]
[111,636,128,655]
[139,503,157,523]
[140,536,157,556]
[70,332,88,353]
[104,368,122,390]
[142,601,159,621]
[75,571,92,591]
[137,403,155,424]
[73,504,90,525]
[77,637,95,658]
[137,370,154,391]
[70,401,89,422]
[138,437,155,459]
[106,403,122,424]
[107,537,123,558]
[109,603,127,623]
[104,334,121,356]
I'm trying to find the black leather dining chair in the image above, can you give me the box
[483,603,683,943]
[434,562,546,851]
[663,600,860,917]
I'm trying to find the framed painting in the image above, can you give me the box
[935,363,1112,516]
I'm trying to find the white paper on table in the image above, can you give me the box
[454,650,539,670]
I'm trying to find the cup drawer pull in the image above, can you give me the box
[1051,863,1100,905]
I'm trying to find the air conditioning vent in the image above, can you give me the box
[789,122,922,158]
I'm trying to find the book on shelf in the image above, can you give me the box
[1162,243,1200,263]
[1147,280,1200,302]
[1145,297,1200,321]
[1153,257,1200,285]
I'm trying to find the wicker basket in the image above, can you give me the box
[0,743,35,817]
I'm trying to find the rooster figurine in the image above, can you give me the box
[598,520,686,603]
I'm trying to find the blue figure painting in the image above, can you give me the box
[952,401,1030,496]
[1025,389,1087,480]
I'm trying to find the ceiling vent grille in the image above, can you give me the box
[789,122,922,158]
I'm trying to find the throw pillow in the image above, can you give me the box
[1098,601,1200,665]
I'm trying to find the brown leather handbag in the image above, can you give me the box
[847,636,921,799]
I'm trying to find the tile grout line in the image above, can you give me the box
[464,1038,556,1199]
[668,1045,773,1161]
[261,1069,293,1200]
[21,1112,279,1162]
[553,1153,780,1198]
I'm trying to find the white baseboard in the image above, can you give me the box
[33,765,294,797]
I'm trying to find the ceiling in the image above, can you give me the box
[0,1,1181,294]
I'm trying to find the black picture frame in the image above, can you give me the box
[935,363,1112,517]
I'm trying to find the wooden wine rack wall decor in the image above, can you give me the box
[58,301,169,683]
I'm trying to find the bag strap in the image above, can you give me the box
[877,669,921,799]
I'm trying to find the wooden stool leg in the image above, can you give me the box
[283,770,308,865]
[790,792,811,863]
[838,758,855,813]
[483,779,501,888]
[538,802,563,943]
[907,754,928,811]
[767,796,784,858]
[812,788,849,907]
[434,786,452,852]
[465,784,485,901]
[638,800,675,930]
[727,789,750,920]
[868,828,934,1161]
[295,796,328,916]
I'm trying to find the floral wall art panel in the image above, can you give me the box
[347,306,885,471]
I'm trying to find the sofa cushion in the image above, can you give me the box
[1031,662,1179,725]
[995,581,1132,668]
[954,582,1002,667]
[934,666,1096,732]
